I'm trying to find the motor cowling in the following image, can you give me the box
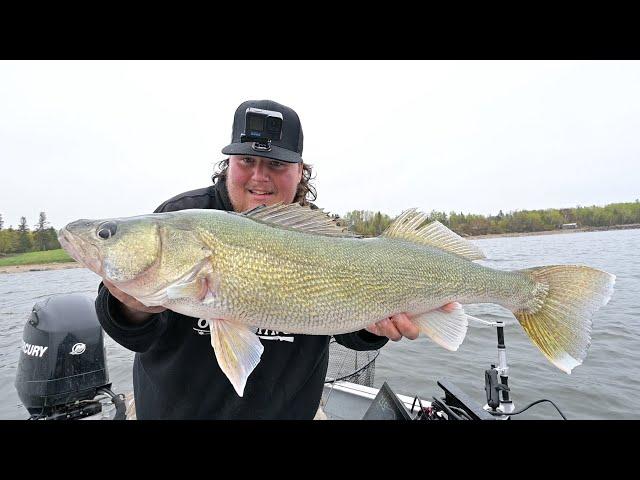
[14,293,110,416]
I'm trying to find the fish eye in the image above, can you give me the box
[97,221,117,240]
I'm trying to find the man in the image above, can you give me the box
[95,99,419,419]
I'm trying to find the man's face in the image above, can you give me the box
[226,155,304,212]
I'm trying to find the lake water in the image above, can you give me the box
[1,229,638,419]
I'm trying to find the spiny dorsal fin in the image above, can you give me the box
[240,203,360,238]
[382,209,485,260]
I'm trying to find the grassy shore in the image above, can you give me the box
[0,249,75,267]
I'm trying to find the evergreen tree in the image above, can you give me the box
[34,212,50,251]
[18,217,32,253]
[34,212,49,251]
[45,227,61,250]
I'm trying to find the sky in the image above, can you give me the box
[0,60,639,230]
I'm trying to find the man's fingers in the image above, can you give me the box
[365,324,381,336]
[378,318,403,341]
[389,313,420,340]
[366,313,421,341]
[395,320,420,340]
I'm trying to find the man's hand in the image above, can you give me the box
[365,313,419,341]
[365,303,458,341]
[103,279,166,324]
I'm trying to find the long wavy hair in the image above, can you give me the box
[211,158,317,206]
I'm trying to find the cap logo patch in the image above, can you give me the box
[251,142,272,152]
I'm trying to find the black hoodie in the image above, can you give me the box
[94,181,388,419]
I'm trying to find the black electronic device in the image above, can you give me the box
[362,382,413,420]
[240,107,283,146]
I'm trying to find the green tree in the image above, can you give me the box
[343,210,393,236]
[0,227,19,254]
[0,230,7,254]
[448,211,463,235]
[34,212,50,251]
[427,210,448,225]
[45,227,61,250]
[18,217,32,253]
[344,200,640,238]
[371,211,392,235]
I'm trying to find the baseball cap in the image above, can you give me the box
[221,100,304,163]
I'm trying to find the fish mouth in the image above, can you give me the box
[58,228,81,261]
[58,228,104,275]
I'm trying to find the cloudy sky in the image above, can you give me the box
[0,60,638,229]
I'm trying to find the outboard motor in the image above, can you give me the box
[14,293,126,420]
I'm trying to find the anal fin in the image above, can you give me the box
[411,302,469,351]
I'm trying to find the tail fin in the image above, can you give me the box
[514,265,615,374]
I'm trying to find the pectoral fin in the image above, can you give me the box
[209,319,264,397]
[167,273,219,304]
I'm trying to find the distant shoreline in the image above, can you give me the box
[465,223,640,240]
[1,224,639,273]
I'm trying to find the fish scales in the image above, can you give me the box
[197,212,541,334]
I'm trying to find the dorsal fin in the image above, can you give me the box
[239,203,360,238]
[382,209,485,260]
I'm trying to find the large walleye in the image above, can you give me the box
[59,203,615,396]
